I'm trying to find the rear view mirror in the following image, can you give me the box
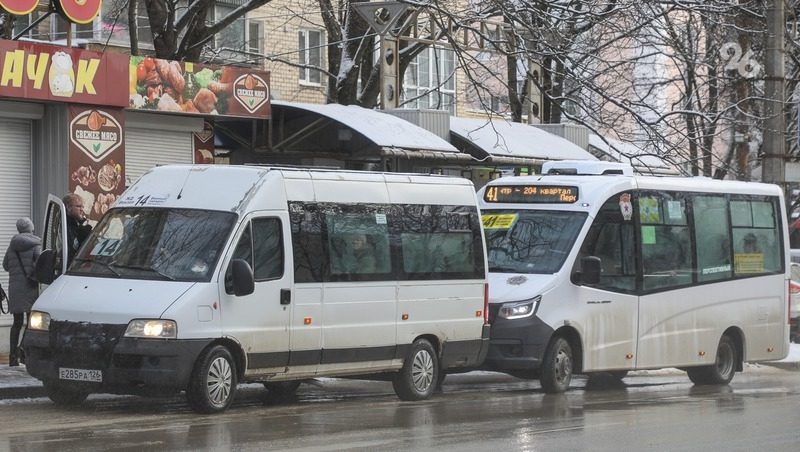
[231,259,255,296]
[580,256,602,285]
[35,249,56,285]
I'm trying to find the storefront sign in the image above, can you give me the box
[0,0,38,15]
[129,56,271,119]
[69,106,126,222]
[0,40,128,107]
[193,120,215,164]
[52,0,103,25]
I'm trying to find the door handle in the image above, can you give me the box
[280,289,291,305]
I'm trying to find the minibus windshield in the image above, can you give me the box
[483,209,587,274]
[68,208,237,282]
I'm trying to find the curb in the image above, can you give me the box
[0,386,46,399]
[761,361,800,371]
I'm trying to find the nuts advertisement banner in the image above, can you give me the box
[0,39,129,107]
[68,106,125,222]
[129,56,271,119]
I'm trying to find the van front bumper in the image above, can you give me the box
[22,321,212,396]
[483,313,554,371]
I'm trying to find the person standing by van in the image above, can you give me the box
[63,193,92,266]
[2,217,41,366]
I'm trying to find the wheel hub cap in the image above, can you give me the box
[207,357,233,406]
[411,350,434,392]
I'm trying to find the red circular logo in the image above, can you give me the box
[52,0,102,25]
[0,0,39,15]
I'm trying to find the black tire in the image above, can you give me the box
[43,380,90,406]
[392,339,438,401]
[186,345,238,414]
[540,336,573,394]
[687,335,737,386]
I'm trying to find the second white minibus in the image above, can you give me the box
[478,160,790,392]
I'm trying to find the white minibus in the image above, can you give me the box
[478,160,790,392]
[24,165,489,413]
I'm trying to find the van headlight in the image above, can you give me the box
[29,311,51,331]
[498,296,541,320]
[124,319,177,339]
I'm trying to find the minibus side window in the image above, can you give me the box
[576,193,636,292]
[252,218,284,281]
[639,193,692,291]
[225,218,283,288]
[730,199,781,275]
[396,205,484,279]
[326,211,391,280]
[289,203,325,283]
[693,195,732,283]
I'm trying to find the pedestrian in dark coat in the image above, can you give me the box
[2,217,41,366]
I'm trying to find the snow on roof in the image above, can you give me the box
[449,117,597,161]
[588,134,677,174]
[271,101,459,153]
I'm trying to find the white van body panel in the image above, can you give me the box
[33,275,195,325]
[488,273,558,304]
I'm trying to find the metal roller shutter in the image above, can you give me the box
[125,128,194,186]
[0,119,32,290]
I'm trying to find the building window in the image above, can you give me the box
[402,47,455,114]
[99,1,153,47]
[214,3,245,51]
[53,14,95,41]
[298,29,323,85]
[247,20,264,55]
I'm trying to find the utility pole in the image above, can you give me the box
[353,2,413,110]
[762,0,785,190]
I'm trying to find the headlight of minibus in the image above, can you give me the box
[28,311,51,331]
[498,296,541,320]
[124,320,177,339]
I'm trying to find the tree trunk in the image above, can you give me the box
[0,13,14,40]
[129,0,140,56]
[146,0,178,58]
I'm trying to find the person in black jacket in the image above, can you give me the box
[2,217,41,366]
[63,193,92,266]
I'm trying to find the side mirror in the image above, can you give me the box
[580,256,602,285]
[230,258,255,296]
[35,249,56,285]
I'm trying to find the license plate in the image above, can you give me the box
[59,367,102,383]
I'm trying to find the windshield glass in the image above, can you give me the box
[483,209,588,274]
[68,208,237,282]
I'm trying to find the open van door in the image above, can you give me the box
[37,195,69,284]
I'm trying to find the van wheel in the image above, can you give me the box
[687,335,737,386]
[43,380,90,406]
[186,345,238,414]
[540,336,573,394]
[393,339,438,401]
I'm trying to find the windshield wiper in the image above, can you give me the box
[72,257,121,277]
[108,262,175,281]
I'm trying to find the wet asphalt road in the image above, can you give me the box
[0,368,798,451]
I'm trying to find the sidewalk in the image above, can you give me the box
[0,354,46,399]
[1,345,799,400]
